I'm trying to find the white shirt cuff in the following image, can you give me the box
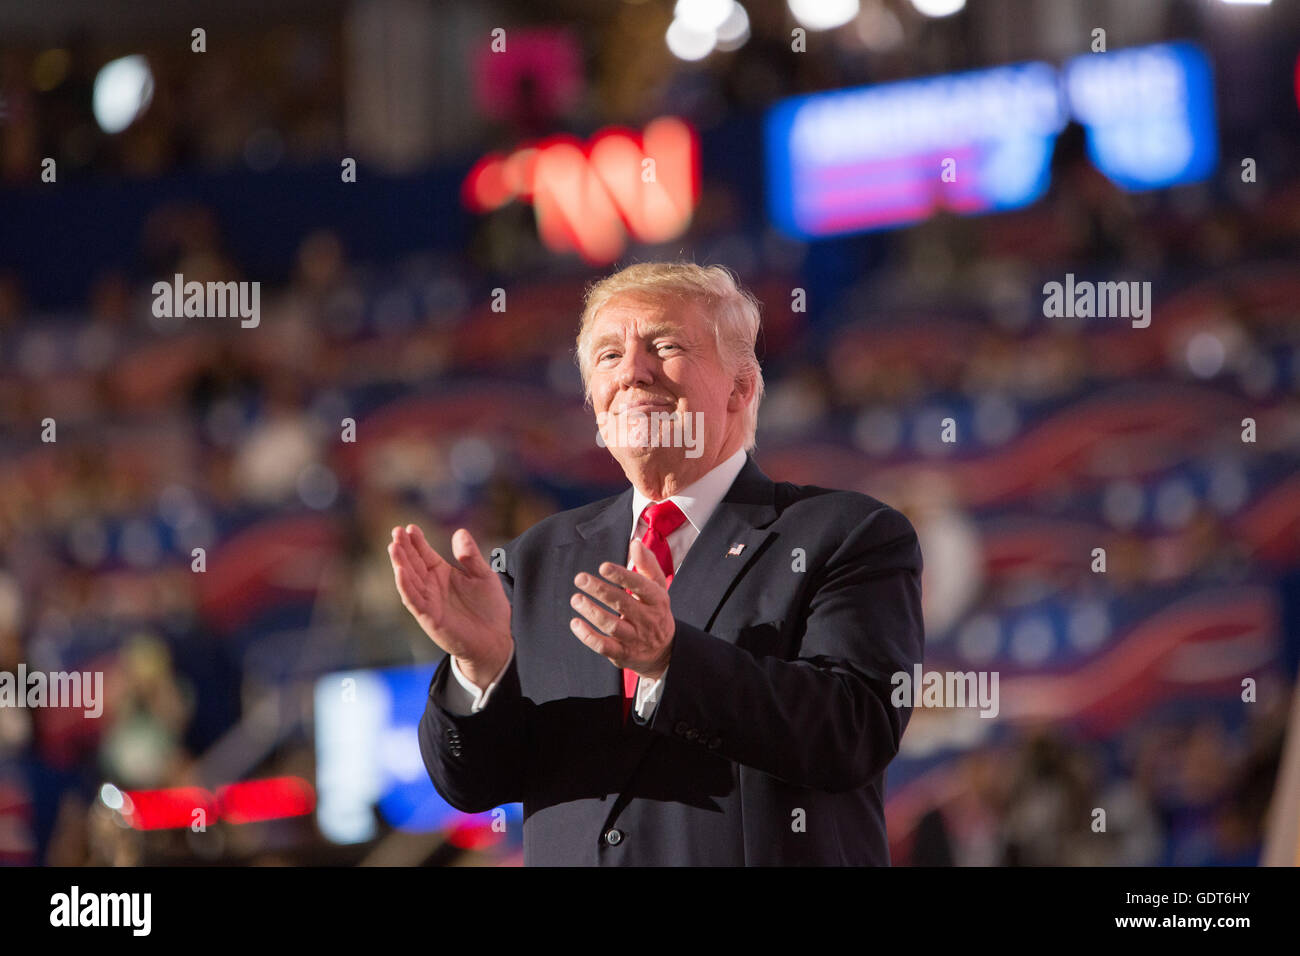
[442,648,515,715]
[634,665,667,719]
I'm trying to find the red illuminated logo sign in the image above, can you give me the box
[463,117,700,264]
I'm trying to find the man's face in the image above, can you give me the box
[584,294,741,473]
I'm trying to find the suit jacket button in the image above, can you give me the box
[708,737,722,750]
[604,828,623,846]
[674,721,689,736]
[685,729,698,741]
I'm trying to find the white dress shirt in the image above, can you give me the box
[439,446,750,720]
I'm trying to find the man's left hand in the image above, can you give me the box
[570,539,675,679]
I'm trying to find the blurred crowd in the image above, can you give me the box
[0,135,1295,863]
[903,703,1289,866]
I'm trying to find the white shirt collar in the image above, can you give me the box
[630,446,749,538]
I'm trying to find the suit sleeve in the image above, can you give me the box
[417,563,531,813]
[646,505,924,793]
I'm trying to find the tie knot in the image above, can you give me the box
[643,499,687,537]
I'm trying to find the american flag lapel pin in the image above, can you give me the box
[726,543,745,557]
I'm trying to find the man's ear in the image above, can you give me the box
[728,371,756,410]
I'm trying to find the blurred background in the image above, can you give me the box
[1,0,1299,867]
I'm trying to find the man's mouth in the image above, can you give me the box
[618,398,675,413]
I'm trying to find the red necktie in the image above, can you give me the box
[622,500,687,721]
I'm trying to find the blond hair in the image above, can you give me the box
[575,262,765,451]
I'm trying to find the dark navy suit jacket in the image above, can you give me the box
[418,454,925,865]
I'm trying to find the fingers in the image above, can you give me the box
[627,539,668,588]
[568,553,667,647]
[387,528,412,575]
[388,539,429,610]
[451,528,493,579]
[573,571,637,615]
[570,615,624,664]
[390,528,428,585]
[390,524,485,581]
[406,524,445,572]
[389,528,443,619]
[596,556,665,603]
[570,588,631,641]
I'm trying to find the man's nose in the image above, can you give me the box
[615,346,655,388]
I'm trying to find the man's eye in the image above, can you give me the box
[598,352,619,362]
[657,344,679,353]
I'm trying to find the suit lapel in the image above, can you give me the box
[667,456,776,632]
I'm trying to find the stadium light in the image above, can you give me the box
[909,0,967,17]
[857,0,905,51]
[787,0,860,32]
[666,17,716,61]
[715,3,751,51]
[92,54,154,134]
[674,0,736,32]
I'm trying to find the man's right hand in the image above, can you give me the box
[388,524,513,690]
